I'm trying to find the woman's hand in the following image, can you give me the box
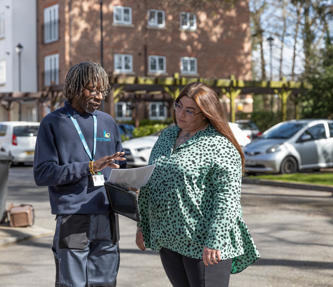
[202,247,221,266]
[136,228,146,251]
[94,152,126,171]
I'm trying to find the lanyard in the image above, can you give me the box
[68,114,97,160]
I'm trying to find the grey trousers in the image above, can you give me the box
[52,214,119,287]
[160,248,232,287]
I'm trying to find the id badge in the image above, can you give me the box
[92,174,105,186]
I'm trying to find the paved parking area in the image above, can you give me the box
[0,167,332,287]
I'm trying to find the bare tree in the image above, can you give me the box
[251,0,268,80]
[278,0,288,80]
[290,0,302,80]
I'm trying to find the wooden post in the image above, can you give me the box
[107,86,124,121]
[225,88,241,122]
[294,93,301,120]
[278,90,291,121]
[225,76,241,123]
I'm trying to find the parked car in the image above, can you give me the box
[228,122,251,148]
[122,123,250,167]
[236,120,261,139]
[0,121,40,165]
[244,119,333,174]
[117,123,135,139]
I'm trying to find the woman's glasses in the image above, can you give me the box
[174,101,202,117]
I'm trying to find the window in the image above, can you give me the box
[0,12,5,39]
[180,57,197,75]
[0,60,6,85]
[303,124,327,141]
[13,126,39,137]
[113,6,132,25]
[149,102,167,120]
[180,12,196,31]
[44,54,59,86]
[44,4,59,43]
[116,102,132,120]
[148,10,165,28]
[114,54,133,73]
[0,124,7,136]
[149,56,166,74]
[328,123,333,138]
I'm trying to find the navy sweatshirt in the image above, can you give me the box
[33,101,123,214]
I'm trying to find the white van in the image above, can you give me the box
[0,121,40,165]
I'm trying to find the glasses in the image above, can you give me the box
[174,101,202,117]
[84,87,108,98]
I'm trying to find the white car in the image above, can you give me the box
[0,121,40,165]
[122,123,250,167]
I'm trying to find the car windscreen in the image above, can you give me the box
[261,122,305,139]
[13,126,39,137]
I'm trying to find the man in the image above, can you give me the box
[34,62,125,287]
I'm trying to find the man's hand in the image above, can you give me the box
[202,247,221,266]
[136,228,146,251]
[94,152,126,171]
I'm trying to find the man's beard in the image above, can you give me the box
[84,101,98,113]
[79,95,100,114]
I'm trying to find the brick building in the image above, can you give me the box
[37,0,252,122]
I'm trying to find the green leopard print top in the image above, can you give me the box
[138,124,260,274]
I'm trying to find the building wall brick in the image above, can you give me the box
[37,0,252,89]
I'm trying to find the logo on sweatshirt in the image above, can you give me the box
[104,131,111,138]
[97,130,111,142]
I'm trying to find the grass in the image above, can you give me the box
[248,172,333,187]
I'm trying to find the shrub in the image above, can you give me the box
[138,118,173,126]
[132,124,168,138]
[250,111,281,132]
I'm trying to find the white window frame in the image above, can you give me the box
[113,6,132,25]
[180,12,197,31]
[148,56,166,74]
[115,102,132,121]
[180,57,197,75]
[44,4,59,43]
[149,102,167,120]
[0,60,6,85]
[114,54,133,74]
[148,9,165,28]
[44,54,59,86]
[0,12,5,39]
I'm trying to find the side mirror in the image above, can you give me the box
[298,133,312,142]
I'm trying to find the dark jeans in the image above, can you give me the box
[159,248,232,287]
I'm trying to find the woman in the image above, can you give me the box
[136,82,259,287]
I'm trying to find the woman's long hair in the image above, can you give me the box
[174,82,245,169]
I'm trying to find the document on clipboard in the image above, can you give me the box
[108,164,155,190]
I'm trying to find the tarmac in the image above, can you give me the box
[1,167,333,286]
[1,177,332,248]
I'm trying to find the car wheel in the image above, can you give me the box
[280,156,298,174]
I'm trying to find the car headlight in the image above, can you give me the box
[135,147,151,152]
[266,144,281,153]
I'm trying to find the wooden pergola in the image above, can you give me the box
[0,74,310,122]
[109,74,311,122]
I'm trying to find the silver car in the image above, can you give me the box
[123,123,250,167]
[244,119,333,174]
[0,121,40,165]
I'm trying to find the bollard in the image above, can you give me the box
[0,154,11,221]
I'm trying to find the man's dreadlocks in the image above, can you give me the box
[63,62,109,102]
